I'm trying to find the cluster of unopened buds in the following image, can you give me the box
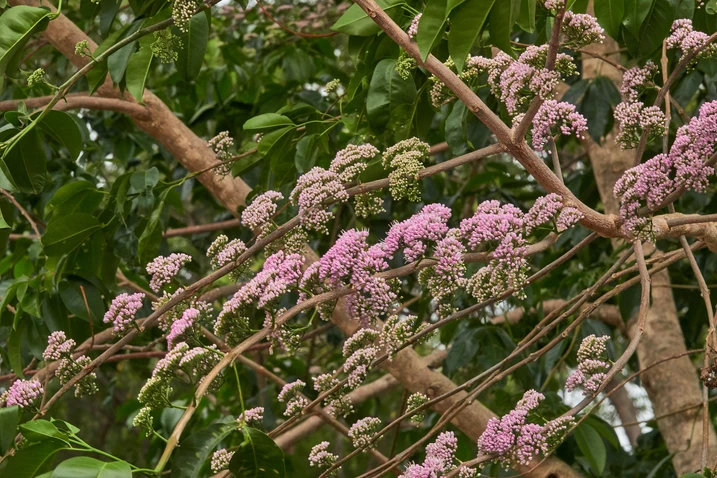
[565,334,611,395]
[614,59,666,150]
[208,131,235,176]
[401,432,477,478]
[0,379,43,409]
[43,331,98,397]
[477,390,574,468]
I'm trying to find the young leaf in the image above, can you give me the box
[107,21,142,85]
[448,0,496,72]
[172,421,239,478]
[0,6,55,91]
[228,427,286,478]
[175,11,210,81]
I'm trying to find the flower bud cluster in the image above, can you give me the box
[666,19,717,61]
[565,334,610,395]
[407,13,421,39]
[237,406,264,426]
[2,380,43,409]
[614,100,717,238]
[382,138,430,202]
[309,441,339,469]
[241,191,284,234]
[104,293,144,336]
[561,11,605,48]
[401,432,461,477]
[347,416,381,449]
[151,30,182,64]
[529,99,588,151]
[211,449,234,473]
[329,144,379,183]
[147,253,192,292]
[43,331,98,397]
[278,380,309,417]
[207,234,247,279]
[406,392,429,423]
[477,390,574,468]
[614,101,665,150]
[289,167,349,233]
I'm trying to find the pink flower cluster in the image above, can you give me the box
[530,100,588,151]
[237,406,264,425]
[565,334,610,395]
[614,101,665,150]
[43,331,76,361]
[146,253,192,292]
[217,251,304,342]
[407,13,421,39]
[104,292,144,336]
[210,449,234,473]
[4,379,43,408]
[348,416,381,449]
[419,230,466,306]
[477,390,573,468]
[278,380,309,417]
[309,441,339,469]
[382,203,451,262]
[241,191,284,233]
[621,62,657,103]
[666,19,717,59]
[206,235,246,271]
[614,101,717,237]
[302,229,395,325]
[289,167,348,233]
[401,432,459,477]
[166,307,199,350]
[329,143,379,182]
[561,12,604,48]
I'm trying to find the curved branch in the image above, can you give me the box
[0,92,150,118]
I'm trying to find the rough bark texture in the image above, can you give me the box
[20,3,585,476]
[582,10,717,471]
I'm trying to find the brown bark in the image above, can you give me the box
[581,10,717,472]
[22,4,584,476]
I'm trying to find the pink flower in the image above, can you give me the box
[5,380,43,408]
[104,293,144,336]
[146,253,192,292]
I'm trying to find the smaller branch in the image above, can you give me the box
[0,188,41,240]
[0,93,149,118]
[163,219,242,237]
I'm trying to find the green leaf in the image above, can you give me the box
[295,134,318,173]
[488,0,515,55]
[19,420,69,444]
[0,207,10,230]
[574,422,606,475]
[58,278,105,323]
[86,23,133,95]
[448,0,495,72]
[416,0,448,61]
[594,0,625,39]
[172,420,239,478]
[45,181,102,218]
[125,36,154,103]
[623,0,652,38]
[258,126,295,158]
[8,320,25,378]
[38,111,83,160]
[0,5,55,91]
[228,427,286,478]
[43,213,102,257]
[99,0,121,37]
[331,0,404,36]
[108,21,142,84]
[0,406,19,454]
[637,0,676,57]
[445,101,470,155]
[2,439,64,478]
[51,456,132,478]
[2,128,46,194]
[516,0,536,33]
[243,113,295,133]
[175,11,210,81]
[366,58,417,133]
[137,183,179,264]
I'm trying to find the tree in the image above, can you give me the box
[0,0,716,476]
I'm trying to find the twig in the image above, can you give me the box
[0,188,41,240]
